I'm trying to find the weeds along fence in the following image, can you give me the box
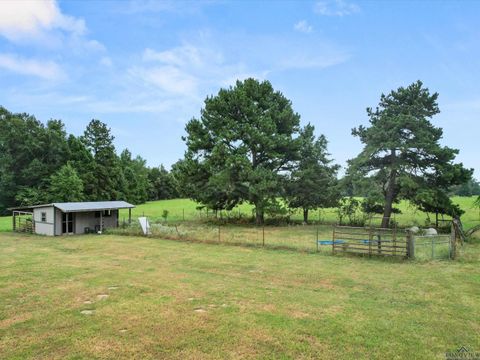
[110,222,338,253]
[119,207,341,226]
[111,219,461,260]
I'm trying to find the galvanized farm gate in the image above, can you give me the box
[332,225,409,258]
[12,211,35,234]
[332,224,461,260]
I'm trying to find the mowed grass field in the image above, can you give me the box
[1,232,479,359]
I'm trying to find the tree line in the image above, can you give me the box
[0,78,475,227]
[0,108,178,214]
[174,79,473,226]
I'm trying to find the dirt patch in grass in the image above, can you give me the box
[0,313,32,329]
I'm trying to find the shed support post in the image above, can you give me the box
[128,208,132,224]
[100,212,103,233]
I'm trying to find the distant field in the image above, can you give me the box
[120,196,480,229]
[1,232,479,358]
[1,196,478,233]
[0,216,10,232]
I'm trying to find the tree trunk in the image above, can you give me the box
[303,208,309,223]
[255,203,264,225]
[381,150,397,228]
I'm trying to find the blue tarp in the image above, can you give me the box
[318,240,345,245]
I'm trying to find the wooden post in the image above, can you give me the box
[450,224,456,260]
[12,212,16,232]
[393,226,397,257]
[128,208,132,224]
[406,230,415,259]
[368,226,372,257]
[262,224,265,247]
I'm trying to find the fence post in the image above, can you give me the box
[262,224,265,247]
[332,225,336,254]
[406,230,415,259]
[431,237,435,259]
[368,226,372,257]
[450,224,456,260]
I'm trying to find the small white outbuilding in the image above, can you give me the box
[10,201,135,236]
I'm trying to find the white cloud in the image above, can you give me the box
[314,0,360,16]
[294,20,313,33]
[0,53,64,80]
[100,57,113,67]
[134,44,234,97]
[130,65,199,96]
[0,0,85,41]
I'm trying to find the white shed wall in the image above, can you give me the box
[33,206,55,236]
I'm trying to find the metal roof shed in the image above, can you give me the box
[10,201,135,236]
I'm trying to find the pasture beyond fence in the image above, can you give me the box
[111,219,461,261]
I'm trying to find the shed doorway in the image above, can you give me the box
[62,213,75,234]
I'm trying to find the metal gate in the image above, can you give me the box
[332,225,408,258]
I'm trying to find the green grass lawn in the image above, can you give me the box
[0,232,479,359]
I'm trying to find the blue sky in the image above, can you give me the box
[0,0,478,177]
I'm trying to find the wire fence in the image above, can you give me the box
[110,222,339,253]
[111,216,460,261]
[413,235,452,260]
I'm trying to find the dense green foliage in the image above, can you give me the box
[48,163,84,202]
[0,107,177,214]
[0,80,474,225]
[348,81,472,227]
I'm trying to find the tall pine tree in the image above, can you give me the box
[348,81,472,227]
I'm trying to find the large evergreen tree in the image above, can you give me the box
[82,119,121,200]
[119,149,150,204]
[286,124,340,222]
[348,81,472,227]
[179,78,301,224]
